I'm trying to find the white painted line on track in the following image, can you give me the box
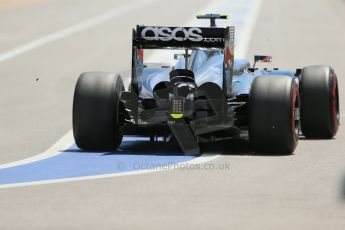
[0,154,219,189]
[0,130,74,169]
[0,0,159,63]
[0,0,263,187]
[235,0,263,58]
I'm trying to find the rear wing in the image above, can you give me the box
[131,25,235,98]
[134,26,228,49]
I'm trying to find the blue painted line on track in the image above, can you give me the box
[0,137,195,186]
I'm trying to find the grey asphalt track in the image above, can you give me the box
[0,0,345,229]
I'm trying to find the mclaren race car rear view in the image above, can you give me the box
[72,14,340,155]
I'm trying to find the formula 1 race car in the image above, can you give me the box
[72,14,340,155]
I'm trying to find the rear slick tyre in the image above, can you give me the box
[73,72,124,151]
[249,76,299,154]
[300,65,340,138]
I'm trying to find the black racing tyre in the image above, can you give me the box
[249,76,299,154]
[300,65,340,138]
[73,72,125,151]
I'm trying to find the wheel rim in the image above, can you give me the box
[291,84,299,141]
[331,73,340,131]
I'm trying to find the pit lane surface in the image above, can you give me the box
[0,0,345,229]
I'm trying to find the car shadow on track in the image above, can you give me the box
[63,138,290,157]
[109,140,186,156]
[61,139,186,156]
[200,138,291,157]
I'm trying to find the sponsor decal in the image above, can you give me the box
[140,27,224,43]
[232,81,241,86]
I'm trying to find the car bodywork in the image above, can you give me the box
[118,15,304,155]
